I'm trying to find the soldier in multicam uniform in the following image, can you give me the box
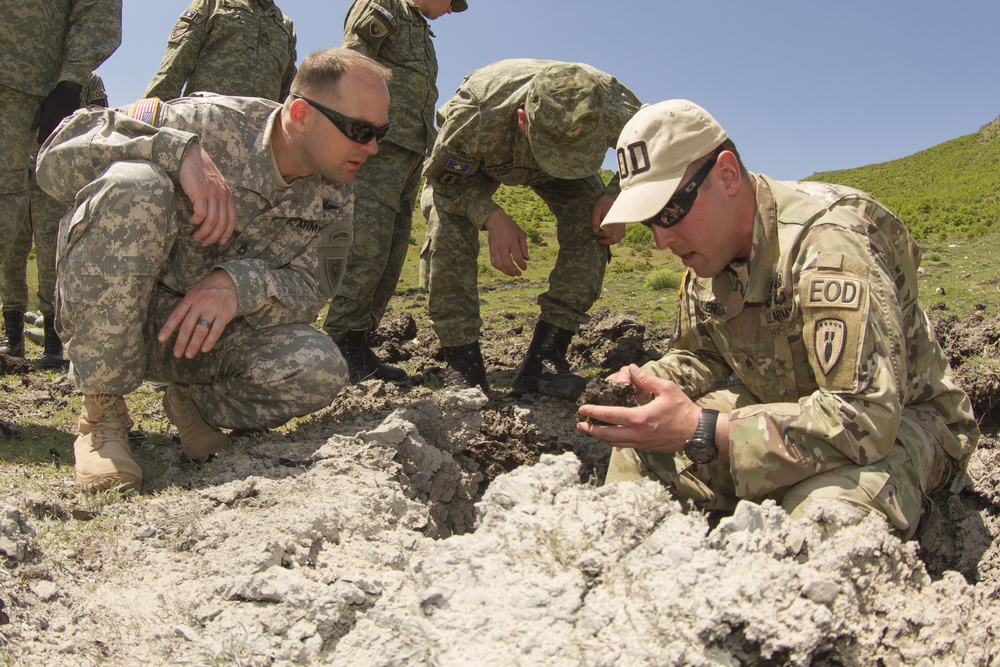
[577,100,980,537]
[145,0,297,103]
[323,0,466,384]
[0,74,108,368]
[420,59,641,399]
[0,0,121,358]
[36,48,392,492]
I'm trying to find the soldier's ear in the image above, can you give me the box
[516,107,529,135]
[288,96,310,130]
[715,150,742,195]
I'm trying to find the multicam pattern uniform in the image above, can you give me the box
[1,74,108,319]
[420,59,640,346]
[36,94,352,430]
[609,175,980,536]
[0,0,120,281]
[145,0,297,102]
[323,0,438,340]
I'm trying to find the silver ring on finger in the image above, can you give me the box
[197,318,212,328]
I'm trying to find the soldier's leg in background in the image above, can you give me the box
[58,161,180,395]
[532,175,609,331]
[604,385,760,513]
[29,154,66,321]
[323,144,422,339]
[0,85,37,275]
[0,204,31,314]
[367,146,422,329]
[420,185,484,348]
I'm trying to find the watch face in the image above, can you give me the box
[684,438,718,464]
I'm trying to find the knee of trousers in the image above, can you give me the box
[249,326,349,415]
[60,162,177,270]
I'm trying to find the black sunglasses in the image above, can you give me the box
[642,152,720,229]
[292,93,390,144]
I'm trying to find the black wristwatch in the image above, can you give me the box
[683,408,720,464]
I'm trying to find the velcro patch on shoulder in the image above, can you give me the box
[800,267,869,391]
[425,150,479,186]
[129,98,162,127]
[356,3,397,45]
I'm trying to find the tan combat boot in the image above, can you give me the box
[163,383,229,461]
[74,393,142,491]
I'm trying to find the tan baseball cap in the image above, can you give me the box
[452,0,468,12]
[601,99,728,227]
[523,64,607,180]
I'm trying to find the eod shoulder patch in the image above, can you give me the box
[799,257,869,392]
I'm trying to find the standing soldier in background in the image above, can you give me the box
[1,74,108,366]
[420,59,640,399]
[145,0,297,102]
[0,0,122,358]
[323,0,466,384]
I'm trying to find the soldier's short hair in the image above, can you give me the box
[290,48,392,99]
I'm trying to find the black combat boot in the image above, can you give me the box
[442,342,490,392]
[512,321,587,400]
[0,310,25,358]
[336,329,407,384]
[39,315,66,369]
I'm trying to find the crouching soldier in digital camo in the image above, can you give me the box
[420,59,641,399]
[37,48,391,491]
[577,100,980,537]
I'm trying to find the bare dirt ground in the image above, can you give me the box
[1,306,999,666]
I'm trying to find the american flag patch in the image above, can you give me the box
[130,98,161,126]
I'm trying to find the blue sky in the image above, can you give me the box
[100,0,1000,180]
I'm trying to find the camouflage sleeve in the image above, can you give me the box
[278,18,298,101]
[36,103,196,204]
[726,224,907,498]
[642,272,735,395]
[144,0,212,100]
[604,77,642,145]
[343,0,397,56]
[422,100,501,228]
[58,0,122,87]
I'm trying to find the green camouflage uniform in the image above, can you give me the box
[144,0,296,102]
[420,59,641,346]
[0,0,121,297]
[322,0,438,340]
[36,94,352,430]
[1,74,108,320]
[607,176,980,537]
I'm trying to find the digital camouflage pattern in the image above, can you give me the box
[612,175,980,536]
[0,0,121,97]
[341,0,437,154]
[0,0,120,287]
[144,0,297,102]
[2,74,108,318]
[419,59,640,346]
[36,94,352,429]
[323,0,439,340]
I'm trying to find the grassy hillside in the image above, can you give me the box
[806,117,1000,240]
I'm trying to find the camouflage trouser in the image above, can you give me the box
[419,175,609,347]
[0,150,64,316]
[323,141,422,340]
[0,85,41,300]
[57,160,347,430]
[605,385,941,538]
